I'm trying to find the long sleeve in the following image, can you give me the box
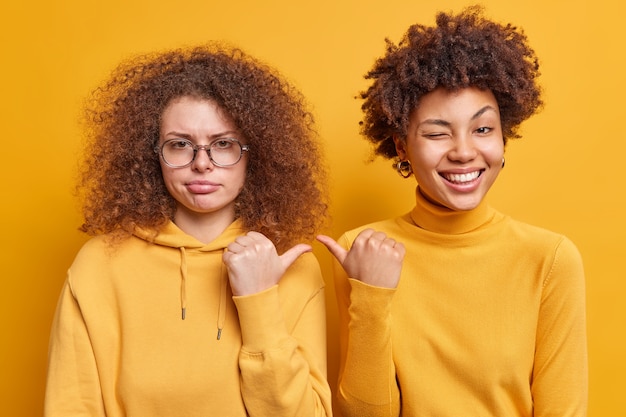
[532,236,588,416]
[333,234,400,417]
[330,201,588,416]
[44,279,106,417]
[233,255,332,417]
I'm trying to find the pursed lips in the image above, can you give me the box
[185,180,221,193]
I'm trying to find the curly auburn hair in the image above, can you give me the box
[77,43,328,251]
[360,5,543,159]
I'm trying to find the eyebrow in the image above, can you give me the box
[420,105,497,127]
[162,130,240,139]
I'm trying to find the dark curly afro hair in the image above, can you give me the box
[77,43,328,252]
[360,5,543,160]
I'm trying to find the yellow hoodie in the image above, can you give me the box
[45,220,332,417]
[333,189,587,417]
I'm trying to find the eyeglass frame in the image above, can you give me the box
[155,138,250,168]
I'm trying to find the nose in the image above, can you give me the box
[191,147,215,171]
[448,135,478,162]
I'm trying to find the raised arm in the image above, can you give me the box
[317,229,405,417]
[224,232,332,416]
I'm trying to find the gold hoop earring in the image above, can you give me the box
[396,160,413,178]
[502,157,506,168]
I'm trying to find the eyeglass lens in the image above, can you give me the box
[161,139,244,167]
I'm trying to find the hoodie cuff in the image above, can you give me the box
[232,285,288,352]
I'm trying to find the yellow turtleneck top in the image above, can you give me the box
[332,189,587,417]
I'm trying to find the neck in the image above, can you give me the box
[173,207,236,244]
[410,186,494,234]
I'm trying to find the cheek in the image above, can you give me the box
[235,170,247,192]
[236,161,248,186]
[409,142,443,166]
[159,165,180,195]
[487,142,505,165]
[159,164,172,184]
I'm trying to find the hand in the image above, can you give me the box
[223,231,312,296]
[316,228,405,288]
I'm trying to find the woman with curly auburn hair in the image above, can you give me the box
[318,6,587,417]
[45,44,332,417]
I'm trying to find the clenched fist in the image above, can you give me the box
[317,228,405,289]
[223,231,312,296]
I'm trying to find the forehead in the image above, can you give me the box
[162,96,221,117]
[411,87,500,122]
[160,96,237,130]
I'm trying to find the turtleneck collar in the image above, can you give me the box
[409,186,497,235]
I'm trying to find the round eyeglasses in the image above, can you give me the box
[155,138,249,168]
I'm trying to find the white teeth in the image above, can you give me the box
[443,171,480,183]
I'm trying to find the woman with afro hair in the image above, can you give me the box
[318,6,587,417]
[45,44,332,417]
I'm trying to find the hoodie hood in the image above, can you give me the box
[133,219,244,340]
[135,219,244,251]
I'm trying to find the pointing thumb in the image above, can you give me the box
[316,235,348,265]
[280,243,312,270]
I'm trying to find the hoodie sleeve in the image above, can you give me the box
[44,279,106,417]
[333,232,400,417]
[232,253,332,417]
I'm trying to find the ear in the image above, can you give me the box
[393,135,407,159]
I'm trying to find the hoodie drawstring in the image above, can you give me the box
[178,246,228,341]
[217,254,228,340]
[179,247,188,320]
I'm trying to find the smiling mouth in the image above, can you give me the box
[440,170,483,184]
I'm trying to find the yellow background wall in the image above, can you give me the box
[1,0,623,415]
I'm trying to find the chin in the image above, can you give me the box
[441,196,484,211]
[423,187,486,211]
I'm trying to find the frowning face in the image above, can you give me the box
[158,96,247,227]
